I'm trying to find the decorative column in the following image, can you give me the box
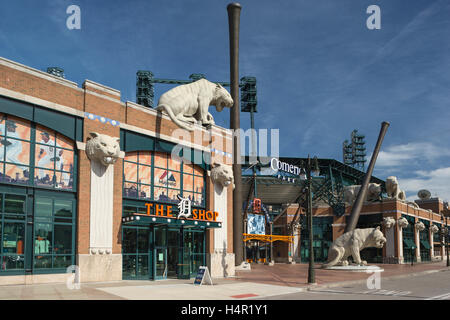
[209,163,236,277]
[382,217,396,263]
[415,221,425,263]
[430,224,439,260]
[79,132,123,282]
[397,217,409,264]
[292,223,301,263]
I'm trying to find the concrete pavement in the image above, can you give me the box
[0,261,448,300]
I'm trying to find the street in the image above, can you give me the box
[256,269,450,300]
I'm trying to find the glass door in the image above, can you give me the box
[167,228,179,278]
[180,228,192,279]
[191,230,205,277]
[154,225,167,279]
[154,247,167,279]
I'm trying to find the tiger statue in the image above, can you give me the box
[322,227,386,268]
[156,78,233,131]
[386,176,406,200]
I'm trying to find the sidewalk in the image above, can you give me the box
[232,260,450,289]
[0,261,447,300]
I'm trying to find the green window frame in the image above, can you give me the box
[33,195,76,271]
[0,113,77,192]
[402,215,416,263]
[123,151,206,208]
[419,219,430,262]
[300,216,333,263]
[0,192,26,273]
[433,223,442,242]
[122,225,151,280]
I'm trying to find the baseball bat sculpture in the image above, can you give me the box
[345,121,390,233]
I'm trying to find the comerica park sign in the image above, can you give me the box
[270,158,301,176]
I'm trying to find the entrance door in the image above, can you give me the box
[167,228,179,278]
[154,247,167,279]
[154,225,167,279]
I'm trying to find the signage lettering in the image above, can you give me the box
[144,202,219,222]
[271,157,300,175]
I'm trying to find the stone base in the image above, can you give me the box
[265,260,275,266]
[0,273,70,286]
[324,265,384,272]
[77,254,122,282]
[235,261,251,271]
[207,252,235,278]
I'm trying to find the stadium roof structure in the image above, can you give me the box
[242,156,386,216]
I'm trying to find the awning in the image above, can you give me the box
[121,214,222,228]
[403,239,416,249]
[420,240,431,250]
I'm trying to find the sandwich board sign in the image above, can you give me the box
[193,266,213,286]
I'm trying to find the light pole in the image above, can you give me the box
[299,155,320,284]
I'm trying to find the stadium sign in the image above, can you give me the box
[270,158,301,176]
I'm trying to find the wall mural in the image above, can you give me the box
[0,113,75,190]
[123,151,205,206]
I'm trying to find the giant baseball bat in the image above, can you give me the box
[227,2,244,266]
[345,121,390,233]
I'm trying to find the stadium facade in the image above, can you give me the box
[0,57,235,285]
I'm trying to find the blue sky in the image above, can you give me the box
[1,0,449,200]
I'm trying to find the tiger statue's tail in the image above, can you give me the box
[156,104,194,132]
[321,246,344,268]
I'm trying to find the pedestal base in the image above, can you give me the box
[77,254,122,282]
[324,265,384,272]
[207,252,235,278]
[235,261,251,271]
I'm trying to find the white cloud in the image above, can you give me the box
[374,142,450,167]
[371,141,450,202]
[401,167,450,202]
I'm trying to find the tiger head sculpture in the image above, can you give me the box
[211,162,234,189]
[86,132,121,167]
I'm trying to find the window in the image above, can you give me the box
[0,193,26,271]
[0,113,75,191]
[33,197,75,270]
[123,151,205,207]
[154,152,181,203]
[34,126,74,190]
[123,151,152,200]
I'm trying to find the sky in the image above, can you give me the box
[0,0,449,201]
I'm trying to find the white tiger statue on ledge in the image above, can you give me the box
[386,176,406,200]
[156,78,233,131]
[322,227,386,268]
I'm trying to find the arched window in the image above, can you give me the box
[123,151,205,207]
[0,113,75,190]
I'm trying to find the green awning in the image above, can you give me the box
[420,240,431,250]
[121,214,222,229]
[403,239,416,249]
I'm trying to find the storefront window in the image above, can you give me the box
[0,113,75,191]
[1,222,25,271]
[33,196,75,270]
[123,150,205,207]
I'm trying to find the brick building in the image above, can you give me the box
[0,57,235,285]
